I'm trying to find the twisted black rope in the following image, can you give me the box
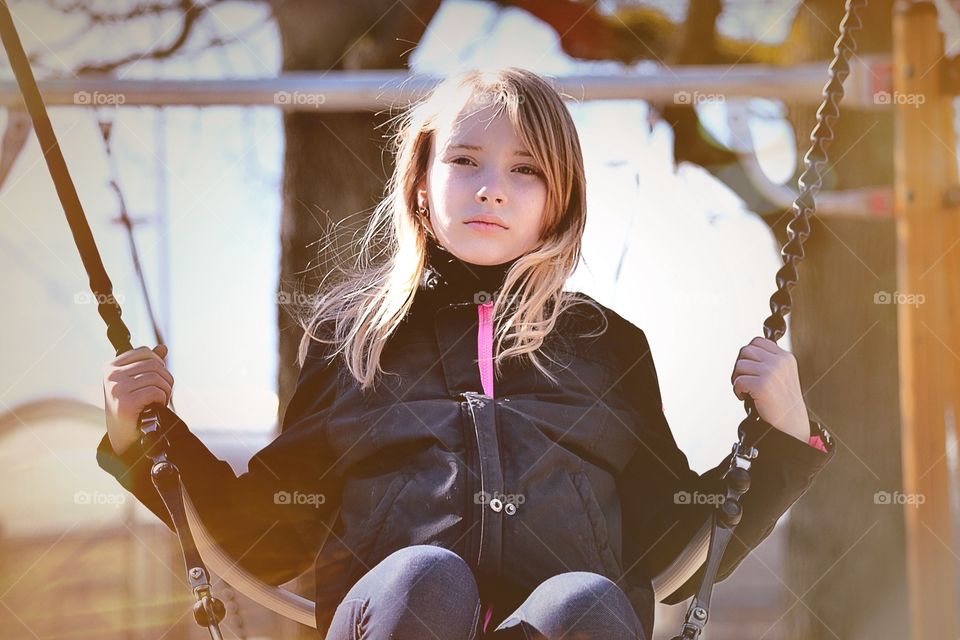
[672,1,868,638]
[0,2,226,638]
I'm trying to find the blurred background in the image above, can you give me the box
[1,0,959,638]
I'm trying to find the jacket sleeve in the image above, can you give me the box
[96,336,344,587]
[617,326,835,605]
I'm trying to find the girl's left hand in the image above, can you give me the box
[730,337,810,443]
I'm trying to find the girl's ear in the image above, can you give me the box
[416,183,428,210]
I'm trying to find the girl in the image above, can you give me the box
[99,68,834,640]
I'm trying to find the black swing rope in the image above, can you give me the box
[0,0,866,637]
[669,2,866,638]
[0,2,227,637]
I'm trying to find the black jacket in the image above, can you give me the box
[97,239,834,637]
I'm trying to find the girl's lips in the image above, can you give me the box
[466,221,507,231]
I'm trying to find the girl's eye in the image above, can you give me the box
[450,157,541,177]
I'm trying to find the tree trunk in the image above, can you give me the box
[271,1,439,635]
[273,0,439,419]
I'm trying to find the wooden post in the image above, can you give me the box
[893,2,960,638]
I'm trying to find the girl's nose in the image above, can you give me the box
[476,185,505,206]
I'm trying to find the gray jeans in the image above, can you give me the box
[325,544,645,640]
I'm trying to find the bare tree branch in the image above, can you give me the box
[65,0,233,75]
[171,11,275,66]
[73,0,205,74]
[47,0,187,25]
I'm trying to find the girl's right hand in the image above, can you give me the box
[103,344,174,455]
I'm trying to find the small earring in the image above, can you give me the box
[419,207,436,239]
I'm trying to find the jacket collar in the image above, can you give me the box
[420,237,521,305]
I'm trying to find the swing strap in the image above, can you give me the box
[670,1,867,638]
[0,3,226,638]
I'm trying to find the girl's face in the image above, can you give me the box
[417,101,548,266]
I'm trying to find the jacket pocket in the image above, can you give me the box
[345,473,414,578]
[568,470,622,579]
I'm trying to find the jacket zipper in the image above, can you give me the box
[474,299,499,630]
[444,299,501,625]
[477,299,495,397]
[465,393,486,570]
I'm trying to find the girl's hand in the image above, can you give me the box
[103,344,174,455]
[730,337,810,443]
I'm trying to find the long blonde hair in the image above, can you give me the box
[295,67,604,391]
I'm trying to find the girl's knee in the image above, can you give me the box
[331,546,482,639]
[366,544,478,603]
[525,572,642,639]
[532,572,622,602]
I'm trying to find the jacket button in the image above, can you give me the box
[504,502,517,516]
[489,498,503,512]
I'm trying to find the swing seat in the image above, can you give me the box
[184,489,323,628]
[183,487,712,629]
